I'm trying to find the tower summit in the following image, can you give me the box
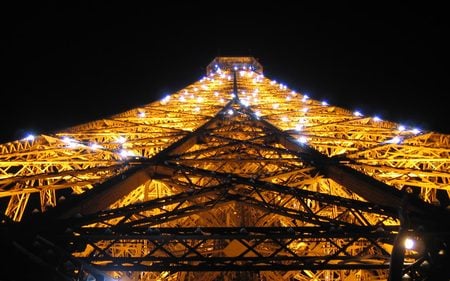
[1,57,449,281]
[206,56,263,75]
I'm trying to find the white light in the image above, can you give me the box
[353,111,363,117]
[321,101,328,106]
[241,100,250,107]
[214,91,219,97]
[281,116,289,122]
[302,108,309,113]
[68,143,79,149]
[386,136,402,144]
[219,98,224,103]
[116,136,127,144]
[120,149,136,158]
[411,128,421,134]
[231,93,236,98]
[398,125,406,131]
[62,137,79,148]
[179,96,186,102]
[23,134,35,141]
[197,97,204,103]
[62,137,75,143]
[201,85,208,90]
[239,71,245,77]
[297,136,308,144]
[272,104,279,109]
[161,95,171,104]
[295,124,303,131]
[286,96,291,101]
[291,91,296,95]
[255,111,261,117]
[90,143,103,150]
[227,109,234,115]
[227,75,231,80]
[138,112,146,117]
[233,66,238,71]
[373,116,382,122]
[194,107,200,112]
[404,238,414,250]
[193,87,198,92]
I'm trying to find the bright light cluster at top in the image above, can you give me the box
[155,63,425,150]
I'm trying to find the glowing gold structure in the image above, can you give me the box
[1,57,449,281]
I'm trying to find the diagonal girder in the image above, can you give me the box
[52,161,398,230]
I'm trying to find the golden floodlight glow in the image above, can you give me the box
[1,57,448,281]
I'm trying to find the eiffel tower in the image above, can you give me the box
[1,57,449,281]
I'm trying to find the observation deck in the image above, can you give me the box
[206,57,263,75]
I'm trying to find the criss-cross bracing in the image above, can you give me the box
[1,57,449,281]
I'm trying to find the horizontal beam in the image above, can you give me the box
[72,225,399,238]
[60,226,395,272]
[89,261,391,272]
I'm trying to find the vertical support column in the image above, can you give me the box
[388,229,406,281]
[389,195,411,281]
[5,193,30,221]
[40,189,57,211]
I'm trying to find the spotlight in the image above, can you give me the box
[404,237,414,250]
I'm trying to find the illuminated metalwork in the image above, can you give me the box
[1,57,449,281]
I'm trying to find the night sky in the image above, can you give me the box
[2,3,449,143]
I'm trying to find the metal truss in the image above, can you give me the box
[1,57,450,281]
[62,226,397,271]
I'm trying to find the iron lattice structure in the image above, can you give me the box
[1,57,449,281]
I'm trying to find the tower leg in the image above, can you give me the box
[388,230,405,281]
